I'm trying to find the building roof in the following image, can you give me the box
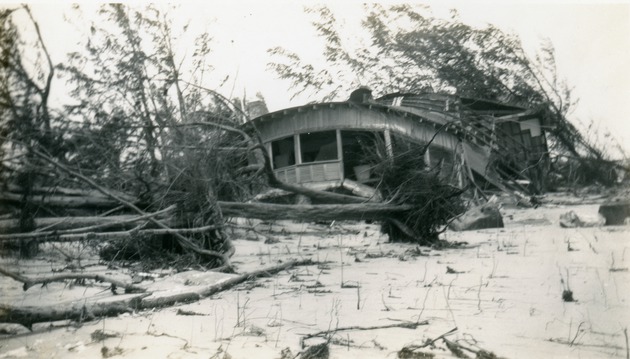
[250,100,461,134]
[252,91,530,125]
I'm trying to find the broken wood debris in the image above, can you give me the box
[300,320,429,349]
[399,327,505,359]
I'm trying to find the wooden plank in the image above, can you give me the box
[286,168,297,184]
[324,163,339,181]
[311,164,326,182]
[298,166,312,183]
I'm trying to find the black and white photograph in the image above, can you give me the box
[1,2,629,358]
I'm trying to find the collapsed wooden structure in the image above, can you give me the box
[251,88,549,200]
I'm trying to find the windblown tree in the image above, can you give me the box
[1,5,65,249]
[268,4,619,187]
[56,4,273,267]
[0,4,259,267]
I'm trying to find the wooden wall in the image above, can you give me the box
[275,161,343,184]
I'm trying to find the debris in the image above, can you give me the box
[562,289,575,302]
[176,309,208,316]
[559,211,584,228]
[0,266,147,294]
[243,325,266,337]
[446,266,465,274]
[264,237,281,244]
[598,200,630,225]
[398,327,458,357]
[0,346,29,358]
[559,210,605,228]
[444,339,470,358]
[300,321,428,349]
[0,323,30,336]
[101,346,123,358]
[397,347,435,358]
[449,203,504,231]
[90,329,119,342]
[279,347,294,359]
[300,342,329,359]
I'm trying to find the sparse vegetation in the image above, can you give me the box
[560,268,576,302]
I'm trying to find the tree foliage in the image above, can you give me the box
[1,5,63,236]
[58,3,262,203]
[1,4,261,266]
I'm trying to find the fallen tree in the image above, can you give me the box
[0,192,123,208]
[0,224,223,244]
[1,5,243,268]
[218,201,413,221]
[4,184,135,200]
[0,259,313,329]
[0,206,176,235]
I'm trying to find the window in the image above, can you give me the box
[299,131,338,163]
[271,136,295,169]
[341,130,384,181]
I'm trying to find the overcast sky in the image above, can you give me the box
[10,1,630,158]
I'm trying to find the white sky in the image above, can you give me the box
[5,1,630,158]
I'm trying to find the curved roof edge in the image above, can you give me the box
[250,100,460,129]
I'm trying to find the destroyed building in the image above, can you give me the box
[249,88,549,199]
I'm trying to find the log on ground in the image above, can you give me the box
[0,214,175,234]
[0,259,314,328]
[0,296,145,329]
[218,201,413,221]
[0,192,123,208]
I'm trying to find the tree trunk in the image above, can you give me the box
[218,201,412,221]
[5,184,136,202]
[0,225,222,243]
[0,265,146,293]
[0,259,313,328]
[0,214,174,234]
[0,298,142,330]
[0,192,122,208]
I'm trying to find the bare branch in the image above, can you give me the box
[0,265,146,293]
[31,148,232,267]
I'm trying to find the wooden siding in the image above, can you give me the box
[496,120,546,159]
[275,166,297,183]
[274,161,343,184]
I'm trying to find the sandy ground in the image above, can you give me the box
[0,194,629,359]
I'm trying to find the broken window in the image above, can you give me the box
[428,146,455,179]
[271,136,295,169]
[299,131,338,163]
[341,130,384,181]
